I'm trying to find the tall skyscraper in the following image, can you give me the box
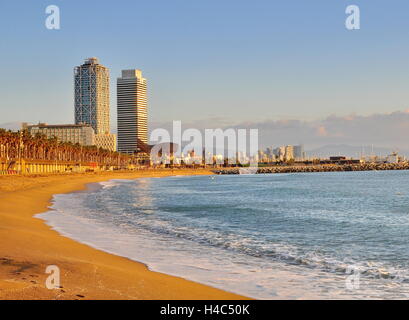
[117,69,148,154]
[74,57,116,151]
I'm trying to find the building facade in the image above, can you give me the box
[95,133,117,152]
[273,146,287,161]
[284,145,294,161]
[23,123,95,146]
[74,57,116,151]
[293,145,305,161]
[117,69,148,154]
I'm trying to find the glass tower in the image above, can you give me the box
[74,57,110,135]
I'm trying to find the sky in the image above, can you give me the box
[1,0,409,150]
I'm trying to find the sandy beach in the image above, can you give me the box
[0,169,248,300]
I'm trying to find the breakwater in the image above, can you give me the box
[212,163,409,175]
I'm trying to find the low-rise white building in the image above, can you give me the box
[22,123,117,152]
[23,123,95,146]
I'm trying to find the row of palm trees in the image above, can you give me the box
[0,129,134,166]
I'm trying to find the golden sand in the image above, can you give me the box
[0,169,248,300]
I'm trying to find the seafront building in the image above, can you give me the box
[273,146,287,161]
[285,145,294,161]
[260,144,306,162]
[22,123,95,146]
[293,145,305,160]
[117,69,148,154]
[94,133,117,152]
[74,57,116,151]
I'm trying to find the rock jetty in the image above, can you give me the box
[212,163,409,175]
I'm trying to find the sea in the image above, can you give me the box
[36,171,409,299]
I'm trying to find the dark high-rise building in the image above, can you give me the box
[117,69,148,154]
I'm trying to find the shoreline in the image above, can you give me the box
[0,169,248,300]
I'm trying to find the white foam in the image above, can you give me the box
[35,181,409,300]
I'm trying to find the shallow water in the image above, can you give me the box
[37,171,409,299]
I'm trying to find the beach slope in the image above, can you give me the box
[0,170,248,300]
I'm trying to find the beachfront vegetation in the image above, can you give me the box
[0,129,131,166]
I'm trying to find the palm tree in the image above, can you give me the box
[0,129,136,169]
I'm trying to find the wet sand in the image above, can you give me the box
[0,169,248,300]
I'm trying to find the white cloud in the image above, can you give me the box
[150,110,409,151]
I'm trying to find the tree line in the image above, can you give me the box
[0,129,133,166]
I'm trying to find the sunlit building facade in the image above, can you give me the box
[74,57,116,151]
[23,123,95,146]
[117,69,148,154]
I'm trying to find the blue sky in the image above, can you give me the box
[1,1,409,149]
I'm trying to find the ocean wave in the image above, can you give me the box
[109,212,409,283]
[98,179,136,189]
[99,180,120,189]
[39,174,409,299]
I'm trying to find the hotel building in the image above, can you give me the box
[74,57,116,151]
[117,69,148,154]
[23,123,95,146]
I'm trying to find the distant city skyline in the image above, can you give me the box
[4,109,409,154]
[1,1,409,151]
